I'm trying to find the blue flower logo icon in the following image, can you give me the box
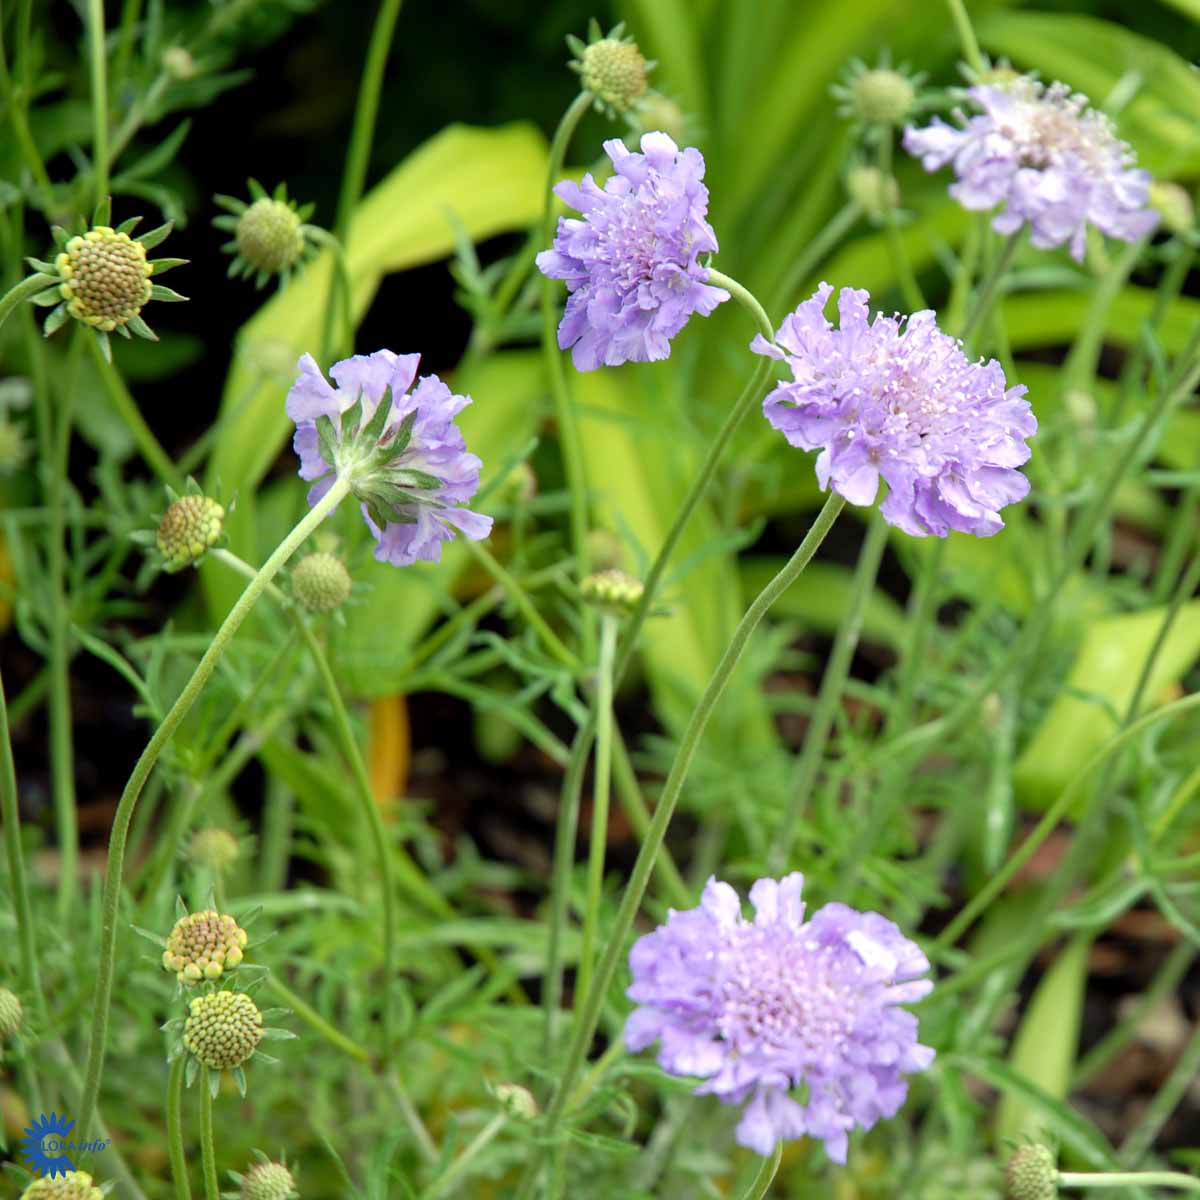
[19,1112,76,1177]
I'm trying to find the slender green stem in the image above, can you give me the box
[936,690,1200,948]
[0,26,53,202]
[522,494,846,1197]
[87,335,182,488]
[0,663,45,1015]
[769,202,862,314]
[960,229,1022,349]
[878,135,925,312]
[891,539,945,730]
[943,0,986,74]
[312,227,355,364]
[264,975,370,1063]
[575,614,618,1013]
[1126,547,1200,724]
[78,474,353,1136]
[1059,1172,1200,1193]
[706,268,777,341]
[167,1054,192,1200]
[541,89,596,592]
[463,539,580,671]
[50,335,82,920]
[425,1113,508,1199]
[199,1076,219,1200]
[384,1071,440,1165]
[0,273,56,332]
[739,1145,783,1200]
[114,0,144,88]
[1120,1016,1200,1166]
[86,0,109,202]
[771,511,888,871]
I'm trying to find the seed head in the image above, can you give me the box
[852,68,916,125]
[581,568,644,615]
[237,1160,297,1200]
[1005,1144,1058,1200]
[157,495,225,573]
[845,164,901,221]
[163,909,248,984]
[184,990,263,1070]
[0,986,23,1039]
[56,228,152,332]
[237,199,305,276]
[291,551,352,613]
[189,828,241,873]
[1150,181,1195,237]
[20,1172,105,1200]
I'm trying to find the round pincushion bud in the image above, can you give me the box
[580,38,648,114]
[1150,181,1194,237]
[1005,1144,1058,1200]
[852,68,916,126]
[494,1083,538,1120]
[292,551,351,613]
[157,495,224,572]
[0,986,23,1039]
[20,1172,105,1200]
[55,227,153,332]
[183,990,263,1070]
[580,568,644,615]
[236,198,305,277]
[238,1160,298,1200]
[846,164,901,221]
[163,909,248,984]
[189,828,240,873]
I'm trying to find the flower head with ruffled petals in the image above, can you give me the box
[753,284,1036,537]
[625,874,934,1162]
[536,131,729,370]
[286,350,492,566]
[903,78,1158,261]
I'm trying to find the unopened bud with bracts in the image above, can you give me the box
[20,1172,108,1200]
[163,908,248,984]
[581,568,644,616]
[832,56,925,134]
[845,164,901,222]
[0,418,29,475]
[224,1150,299,1200]
[189,828,241,873]
[291,551,351,613]
[1005,1144,1058,1200]
[0,986,23,1039]
[214,181,319,289]
[493,1082,538,1120]
[629,91,691,144]
[157,494,225,573]
[184,990,263,1070]
[567,20,654,118]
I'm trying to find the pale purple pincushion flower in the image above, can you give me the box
[625,874,934,1162]
[753,283,1036,538]
[903,78,1158,261]
[536,131,729,370]
[287,349,492,566]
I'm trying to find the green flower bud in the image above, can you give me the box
[189,828,241,873]
[291,551,352,613]
[0,986,23,1039]
[585,529,625,572]
[238,1160,298,1200]
[236,198,305,277]
[55,227,153,332]
[20,1172,105,1200]
[163,909,248,984]
[630,92,689,143]
[494,1082,538,1120]
[1005,1144,1058,1200]
[157,495,224,572]
[581,39,648,114]
[162,46,197,80]
[0,418,29,475]
[845,164,901,221]
[580,568,644,615]
[1150,181,1195,237]
[851,68,916,125]
[183,990,263,1070]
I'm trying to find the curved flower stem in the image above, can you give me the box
[943,0,986,76]
[542,351,774,1053]
[199,1076,219,1200]
[425,1113,508,1200]
[877,134,925,313]
[0,273,56,333]
[86,0,109,202]
[575,613,618,1014]
[541,89,597,593]
[771,511,889,872]
[935,690,1200,948]
[77,474,353,1136]
[960,229,1022,349]
[705,268,776,341]
[1120,1014,1200,1166]
[523,493,846,1198]
[167,1054,192,1200]
[264,975,370,1064]
[1059,1172,1200,1193]
[739,1145,783,1200]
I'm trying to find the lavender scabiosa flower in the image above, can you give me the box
[536,132,729,370]
[903,77,1158,261]
[287,350,492,566]
[625,874,934,1162]
[752,283,1035,538]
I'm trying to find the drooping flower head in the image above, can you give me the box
[903,77,1158,261]
[625,874,934,1162]
[536,132,729,371]
[753,284,1036,538]
[287,350,493,566]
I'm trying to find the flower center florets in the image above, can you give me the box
[994,80,1125,173]
[56,227,153,330]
